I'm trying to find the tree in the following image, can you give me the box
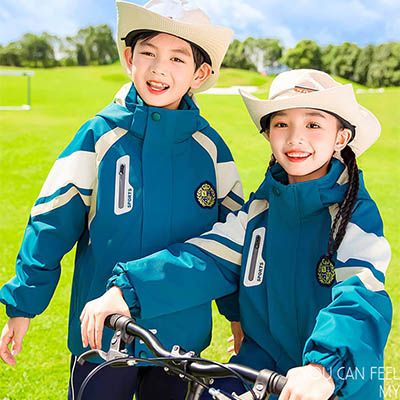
[353,44,375,85]
[367,42,400,87]
[281,39,322,70]
[0,41,22,66]
[19,33,57,67]
[222,39,256,70]
[243,37,283,72]
[74,25,118,65]
[323,42,361,80]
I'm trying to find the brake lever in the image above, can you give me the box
[77,324,134,365]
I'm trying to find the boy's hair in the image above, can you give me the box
[123,30,212,71]
[267,114,359,263]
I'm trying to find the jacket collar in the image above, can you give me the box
[255,158,350,217]
[97,82,209,143]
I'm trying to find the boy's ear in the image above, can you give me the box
[334,128,352,151]
[263,130,271,141]
[124,47,134,75]
[191,63,212,89]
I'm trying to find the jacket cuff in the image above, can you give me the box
[5,304,35,319]
[107,263,140,317]
[303,350,346,394]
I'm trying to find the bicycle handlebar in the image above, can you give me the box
[105,314,283,396]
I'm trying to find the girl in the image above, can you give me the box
[81,69,392,399]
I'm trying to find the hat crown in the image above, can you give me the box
[269,69,342,101]
[143,0,211,25]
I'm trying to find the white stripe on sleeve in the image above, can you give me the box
[336,222,391,274]
[38,151,97,198]
[336,267,385,292]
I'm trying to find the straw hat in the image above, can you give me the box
[116,0,234,93]
[240,69,381,157]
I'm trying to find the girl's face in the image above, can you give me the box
[266,108,351,184]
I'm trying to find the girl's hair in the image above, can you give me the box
[267,119,360,262]
[122,30,212,71]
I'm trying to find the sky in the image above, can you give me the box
[1,0,400,48]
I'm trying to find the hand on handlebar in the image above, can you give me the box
[80,286,131,350]
[0,317,30,365]
[278,363,335,400]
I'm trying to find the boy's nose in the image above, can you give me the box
[150,60,167,76]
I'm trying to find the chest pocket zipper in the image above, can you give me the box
[244,227,266,287]
[114,155,134,215]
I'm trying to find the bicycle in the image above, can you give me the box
[76,314,337,400]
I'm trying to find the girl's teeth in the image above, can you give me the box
[287,153,309,158]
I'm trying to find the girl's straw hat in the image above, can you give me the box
[240,69,381,157]
[116,0,234,93]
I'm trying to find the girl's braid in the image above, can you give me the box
[326,146,359,260]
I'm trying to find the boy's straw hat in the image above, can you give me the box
[240,69,381,157]
[116,0,234,93]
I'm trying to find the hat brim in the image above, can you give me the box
[116,0,233,93]
[240,85,381,157]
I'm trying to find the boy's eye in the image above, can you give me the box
[273,122,287,128]
[141,51,155,57]
[171,57,184,63]
[307,122,320,128]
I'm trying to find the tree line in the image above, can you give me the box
[0,25,118,68]
[223,38,400,87]
[1,25,399,88]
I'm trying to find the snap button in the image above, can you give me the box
[151,112,161,121]
[272,187,280,196]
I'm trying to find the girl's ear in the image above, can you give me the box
[191,63,212,89]
[263,130,271,141]
[334,128,352,152]
[124,47,134,75]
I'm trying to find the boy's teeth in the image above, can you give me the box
[148,81,169,89]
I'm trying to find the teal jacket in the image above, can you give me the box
[0,83,244,359]
[108,159,391,398]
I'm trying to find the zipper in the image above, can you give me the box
[118,163,126,209]
[248,235,261,281]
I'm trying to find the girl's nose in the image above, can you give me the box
[287,128,304,145]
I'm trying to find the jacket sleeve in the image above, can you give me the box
[0,119,99,318]
[107,204,251,320]
[302,195,392,396]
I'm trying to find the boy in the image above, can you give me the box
[0,1,243,399]
[81,70,392,399]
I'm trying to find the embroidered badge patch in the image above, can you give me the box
[316,256,336,286]
[195,182,216,208]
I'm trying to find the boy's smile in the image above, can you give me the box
[124,33,211,110]
[267,108,351,184]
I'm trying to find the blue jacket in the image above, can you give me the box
[0,83,244,359]
[108,158,391,398]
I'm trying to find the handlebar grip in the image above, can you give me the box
[104,314,123,330]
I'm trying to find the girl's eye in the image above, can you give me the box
[307,122,320,129]
[142,51,155,57]
[273,122,287,128]
[171,57,184,63]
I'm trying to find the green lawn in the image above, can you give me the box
[0,65,399,399]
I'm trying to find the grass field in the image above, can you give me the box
[0,65,399,399]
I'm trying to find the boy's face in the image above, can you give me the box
[266,108,351,184]
[124,33,211,110]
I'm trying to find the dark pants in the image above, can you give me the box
[68,355,189,400]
